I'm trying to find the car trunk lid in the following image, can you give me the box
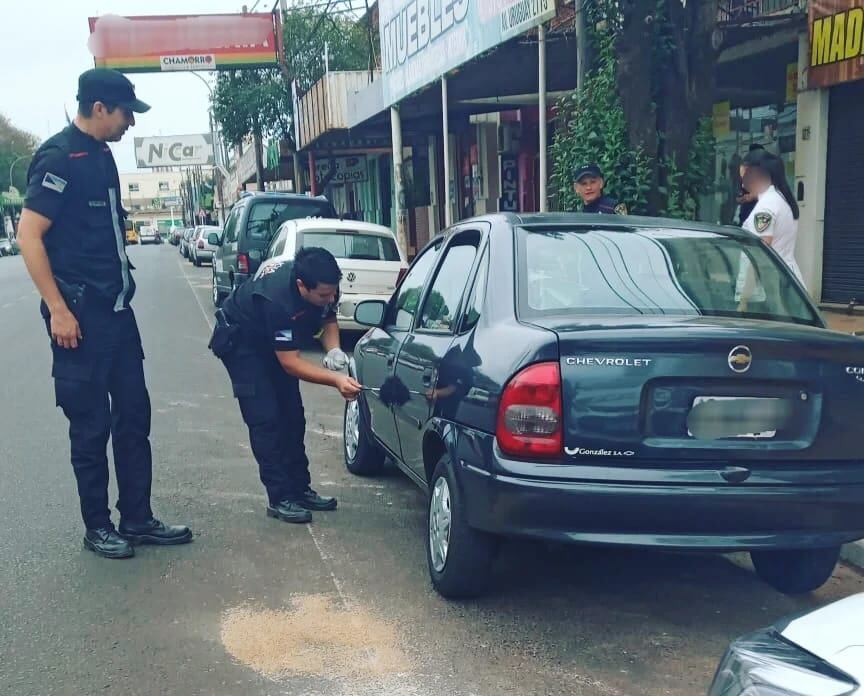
[531,316,864,462]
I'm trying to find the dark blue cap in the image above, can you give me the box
[573,163,603,181]
[77,68,150,113]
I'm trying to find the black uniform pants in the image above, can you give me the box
[43,301,153,529]
[220,344,311,505]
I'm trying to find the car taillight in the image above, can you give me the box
[496,362,562,458]
[197,240,204,249]
[237,253,249,275]
[396,267,408,286]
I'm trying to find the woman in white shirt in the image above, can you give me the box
[740,149,804,284]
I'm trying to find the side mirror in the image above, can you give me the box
[354,300,387,327]
[207,233,221,246]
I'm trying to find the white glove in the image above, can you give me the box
[323,348,350,372]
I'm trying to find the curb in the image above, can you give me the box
[841,540,864,571]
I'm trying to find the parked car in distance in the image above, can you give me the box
[346,212,864,599]
[709,592,864,695]
[180,227,196,259]
[126,227,139,245]
[170,227,184,246]
[258,219,407,330]
[139,226,160,245]
[0,234,13,257]
[211,191,337,307]
[190,225,221,266]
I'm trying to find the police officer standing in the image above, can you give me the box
[210,247,362,524]
[17,69,192,559]
[572,163,628,214]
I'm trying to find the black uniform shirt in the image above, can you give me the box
[24,124,135,310]
[583,195,627,215]
[221,260,337,353]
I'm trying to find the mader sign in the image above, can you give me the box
[808,1,864,88]
[87,13,279,73]
[379,0,555,105]
[315,156,369,185]
[135,135,215,168]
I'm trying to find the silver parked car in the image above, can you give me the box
[190,225,222,266]
[710,592,863,694]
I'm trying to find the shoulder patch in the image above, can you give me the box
[614,203,628,215]
[42,172,68,194]
[274,329,293,342]
[258,260,284,278]
[754,211,773,234]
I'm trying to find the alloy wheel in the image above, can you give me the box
[429,477,452,573]
[344,399,360,462]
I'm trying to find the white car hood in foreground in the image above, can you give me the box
[780,592,864,686]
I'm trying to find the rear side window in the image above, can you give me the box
[418,236,478,332]
[301,231,400,261]
[245,200,337,248]
[460,246,489,332]
[268,229,288,258]
[386,239,443,330]
[223,207,241,243]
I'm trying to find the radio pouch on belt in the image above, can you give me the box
[208,309,240,358]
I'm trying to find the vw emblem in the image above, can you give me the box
[346,272,356,282]
[728,345,752,373]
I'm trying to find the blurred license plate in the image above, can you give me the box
[688,396,777,439]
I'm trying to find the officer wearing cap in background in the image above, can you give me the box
[17,69,192,559]
[572,163,628,215]
[209,247,362,525]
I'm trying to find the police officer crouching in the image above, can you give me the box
[17,69,192,558]
[573,163,628,215]
[210,247,362,524]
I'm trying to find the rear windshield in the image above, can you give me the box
[301,231,400,261]
[516,226,820,326]
[245,200,336,247]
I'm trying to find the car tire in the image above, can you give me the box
[212,269,226,307]
[426,455,496,599]
[751,546,840,594]
[343,398,385,476]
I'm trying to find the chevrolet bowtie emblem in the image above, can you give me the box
[728,345,752,373]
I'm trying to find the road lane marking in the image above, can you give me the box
[306,525,351,609]
[177,255,214,331]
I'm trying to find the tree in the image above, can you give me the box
[552,0,717,218]
[0,113,40,193]
[211,4,371,191]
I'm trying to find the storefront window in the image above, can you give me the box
[702,102,797,227]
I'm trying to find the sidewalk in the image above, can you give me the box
[823,310,864,572]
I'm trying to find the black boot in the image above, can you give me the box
[118,518,193,546]
[266,500,312,524]
[298,488,337,512]
[84,527,135,559]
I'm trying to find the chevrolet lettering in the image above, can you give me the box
[565,356,652,367]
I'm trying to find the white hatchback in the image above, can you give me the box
[257,219,408,330]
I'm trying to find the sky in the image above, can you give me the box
[0,0,271,173]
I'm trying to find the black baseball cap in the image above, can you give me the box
[573,163,603,182]
[76,68,151,113]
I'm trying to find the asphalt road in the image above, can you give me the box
[1,244,861,696]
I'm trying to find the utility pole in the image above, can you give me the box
[538,23,548,212]
[390,106,408,257]
[279,0,305,194]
